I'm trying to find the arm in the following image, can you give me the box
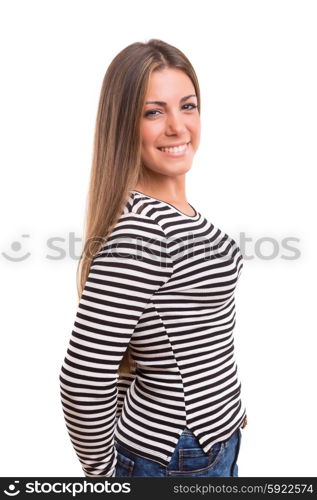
[115,370,136,424]
[59,214,173,477]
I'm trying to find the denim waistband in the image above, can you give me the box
[181,427,194,436]
[181,423,243,438]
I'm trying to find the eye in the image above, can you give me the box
[144,110,161,118]
[183,103,198,110]
[143,103,198,118]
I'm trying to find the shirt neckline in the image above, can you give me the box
[131,189,200,219]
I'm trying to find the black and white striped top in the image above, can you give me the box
[59,189,247,477]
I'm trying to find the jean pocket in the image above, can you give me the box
[115,450,135,477]
[230,428,242,477]
[178,441,225,473]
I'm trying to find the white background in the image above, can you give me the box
[0,0,316,477]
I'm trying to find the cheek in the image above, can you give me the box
[196,123,201,141]
[191,117,201,142]
[140,121,162,147]
[193,114,201,131]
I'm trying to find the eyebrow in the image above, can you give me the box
[145,94,197,106]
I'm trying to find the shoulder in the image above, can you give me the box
[122,190,161,220]
[112,191,166,237]
[95,192,169,259]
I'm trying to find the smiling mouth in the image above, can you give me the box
[157,142,190,154]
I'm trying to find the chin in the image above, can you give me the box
[153,164,193,176]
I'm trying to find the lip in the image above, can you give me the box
[157,142,190,157]
[157,141,190,149]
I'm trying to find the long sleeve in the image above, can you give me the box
[59,214,173,477]
[115,370,136,423]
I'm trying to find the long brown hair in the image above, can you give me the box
[77,39,201,376]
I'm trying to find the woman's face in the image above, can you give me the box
[140,68,201,178]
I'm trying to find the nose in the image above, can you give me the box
[165,111,187,135]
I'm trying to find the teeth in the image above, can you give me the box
[159,143,188,153]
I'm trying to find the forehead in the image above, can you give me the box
[145,68,195,98]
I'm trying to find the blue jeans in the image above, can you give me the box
[114,427,242,477]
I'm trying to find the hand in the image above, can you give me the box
[240,416,248,429]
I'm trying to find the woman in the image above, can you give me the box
[59,38,248,478]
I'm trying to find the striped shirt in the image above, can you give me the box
[59,189,247,477]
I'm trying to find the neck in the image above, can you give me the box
[134,179,187,204]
